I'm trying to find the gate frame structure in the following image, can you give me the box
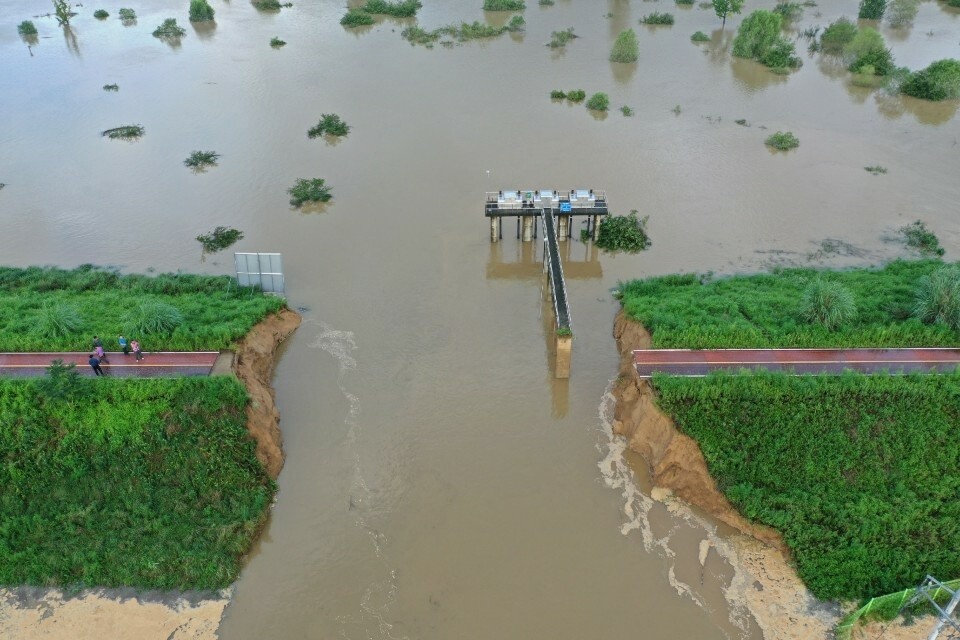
[234,252,285,294]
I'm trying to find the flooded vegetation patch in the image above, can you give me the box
[270,36,286,47]
[691,30,709,42]
[772,1,803,21]
[184,150,220,169]
[585,92,609,111]
[640,12,675,25]
[482,0,525,11]
[102,83,119,91]
[596,211,651,252]
[17,20,38,35]
[550,89,566,99]
[620,105,634,116]
[819,17,856,53]
[197,226,244,253]
[886,0,918,28]
[566,89,586,102]
[152,18,186,38]
[101,125,144,140]
[858,0,886,20]
[288,178,332,207]
[864,165,887,175]
[307,114,350,138]
[547,27,576,48]
[402,17,524,46]
[844,28,894,76]
[676,0,695,5]
[538,0,554,5]
[0,374,275,590]
[361,0,422,17]
[93,9,108,19]
[610,28,638,62]
[765,131,799,150]
[341,9,375,26]
[252,0,293,10]
[733,10,801,70]
[900,220,945,257]
[118,7,136,23]
[189,0,216,22]
[901,59,960,101]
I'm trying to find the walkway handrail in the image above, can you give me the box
[541,208,572,330]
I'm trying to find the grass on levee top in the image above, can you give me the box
[618,259,958,349]
[0,376,274,590]
[654,371,960,601]
[0,265,284,352]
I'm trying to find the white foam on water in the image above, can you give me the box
[595,381,755,639]
[308,320,408,640]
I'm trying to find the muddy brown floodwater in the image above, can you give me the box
[1,0,959,638]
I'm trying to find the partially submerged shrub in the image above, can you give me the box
[93,9,109,18]
[585,92,610,111]
[864,165,887,175]
[153,18,186,38]
[900,220,945,257]
[253,0,292,10]
[270,36,286,47]
[691,30,710,42]
[550,89,566,99]
[196,226,244,253]
[101,125,144,140]
[184,150,220,168]
[18,20,38,35]
[122,301,185,336]
[341,9,375,26]
[914,267,960,330]
[102,83,119,91]
[641,12,675,24]
[308,114,350,138]
[886,0,918,27]
[900,59,960,101]
[732,11,784,65]
[676,0,695,5]
[844,27,894,76]
[566,89,586,102]
[362,0,421,17]
[548,27,576,48]
[772,2,803,21]
[765,131,799,150]
[610,28,638,63]
[799,279,857,330]
[596,211,651,252]
[820,17,856,53]
[118,7,136,21]
[761,37,801,69]
[189,0,216,22]
[858,0,886,20]
[288,178,332,206]
[620,105,634,116]
[539,0,554,4]
[483,0,525,10]
[34,303,85,339]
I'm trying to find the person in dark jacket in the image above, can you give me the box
[88,354,105,376]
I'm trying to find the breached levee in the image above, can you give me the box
[610,310,837,639]
[0,310,301,639]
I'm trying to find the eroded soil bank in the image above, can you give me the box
[0,310,300,639]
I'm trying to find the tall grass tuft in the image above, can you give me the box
[610,28,639,63]
[483,0,525,10]
[765,131,799,150]
[34,303,85,339]
[640,12,674,24]
[122,301,185,336]
[914,267,960,330]
[799,279,857,329]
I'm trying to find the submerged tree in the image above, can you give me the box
[53,0,73,26]
[712,0,744,28]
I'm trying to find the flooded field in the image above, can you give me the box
[1,0,958,637]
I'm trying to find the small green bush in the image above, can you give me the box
[34,304,85,339]
[765,131,799,150]
[732,10,783,64]
[948,0,960,7]
[197,227,244,253]
[93,9,109,19]
[914,267,960,330]
[341,9,375,26]
[189,0,215,22]
[596,211,651,252]
[901,220,945,257]
[556,326,572,337]
[101,125,145,140]
[844,28,894,75]
[640,12,675,24]
[550,90,566,99]
[691,30,710,42]
[122,301,184,336]
[152,18,186,38]
[799,279,857,330]
[820,17,856,53]
[548,27,575,48]
[17,20,38,35]
[289,178,332,207]
[483,0,525,10]
[585,92,610,111]
[901,59,960,101]
[103,83,119,91]
[184,151,220,168]
[610,28,639,63]
[308,114,350,138]
[620,105,634,116]
[118,7,136,21]
[566,89,586,102]
[270,36,286,47]
[858,0,886,20]
[761,37,801,69]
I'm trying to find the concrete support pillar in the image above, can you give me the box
[522,216,534,242]
[557,215,569,241]
[591,216,600,241]
[555,334,572,378]
[490,217,500,242]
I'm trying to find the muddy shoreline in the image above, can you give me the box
[0,310,301,639]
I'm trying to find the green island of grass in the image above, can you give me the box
[0,266,288,590]
[617,259,960,610]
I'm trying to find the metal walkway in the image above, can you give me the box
[542,208,571,331]
[0,352,221,378]
[634,348,960,378]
